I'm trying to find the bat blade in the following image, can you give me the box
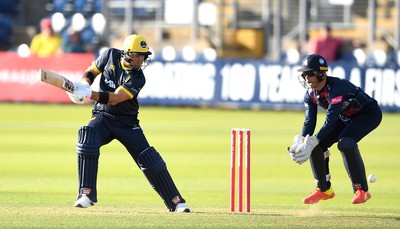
[39,69,75,93]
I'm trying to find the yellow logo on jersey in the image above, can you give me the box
[109,65,115,70]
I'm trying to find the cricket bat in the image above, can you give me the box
[39,68,75,93]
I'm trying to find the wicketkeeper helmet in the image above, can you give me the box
[298,54,328,72]
[298,54,328,82]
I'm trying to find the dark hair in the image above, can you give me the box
[322,24,331,32]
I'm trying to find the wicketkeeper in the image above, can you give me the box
[288,54,382,204]
[67,34,190,212]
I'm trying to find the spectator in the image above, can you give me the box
[30,18,62,57]
[307,24,343,62]
[61,26,94,53]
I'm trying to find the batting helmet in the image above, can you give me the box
[122,34,152,56]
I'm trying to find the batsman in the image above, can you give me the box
[288,54,382,204]
[67,34,190,212]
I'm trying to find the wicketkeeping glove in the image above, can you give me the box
[292,134,319,164]
[287,135,304,161]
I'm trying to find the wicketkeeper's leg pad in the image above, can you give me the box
[138,147,185,212]
[338,137,368,192]
[309,145,330,191]
[76,126,100,202]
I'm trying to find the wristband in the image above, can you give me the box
[82,71,95,85]
[98,92,109,104]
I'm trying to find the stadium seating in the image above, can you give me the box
[49,0,103,53]
[0,0,19,49]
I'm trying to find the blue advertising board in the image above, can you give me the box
[139,59,400,112]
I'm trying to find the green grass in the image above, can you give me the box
[0,103,399,228]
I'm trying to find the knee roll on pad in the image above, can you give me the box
[337,137,357,152]
[138,147,166,177]
[76,126,100,156]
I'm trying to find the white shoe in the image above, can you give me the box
[74,194,94,208]
[175,203,190,213]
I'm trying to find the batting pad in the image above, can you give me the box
[76,126,100,202]
[138,147,185,212]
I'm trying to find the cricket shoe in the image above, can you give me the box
[175,203,190,213]
[74,194,95,208]
[352,186,371,204]
[303,187,335,204]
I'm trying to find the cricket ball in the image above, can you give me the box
[368,174,377,183]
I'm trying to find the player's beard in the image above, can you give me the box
[128,59,143,70]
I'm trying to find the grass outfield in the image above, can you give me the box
[0,103,399,228]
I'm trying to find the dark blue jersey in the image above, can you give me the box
[302,76,377,141]
[91,48,145,115]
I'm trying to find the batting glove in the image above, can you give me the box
[74,81,92,98]
[67,81,92,104]
[67,91,85,104]
[78,85,92,99]
[293,134,319,164]
[74,81,89,90]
